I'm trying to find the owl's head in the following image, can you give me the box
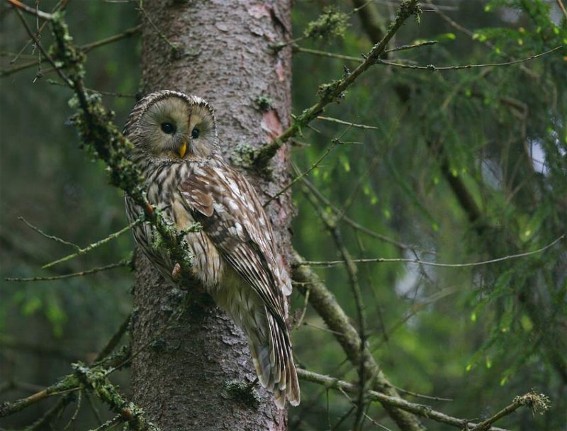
[124,90,217,162]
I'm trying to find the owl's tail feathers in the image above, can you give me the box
[249,314,300,409]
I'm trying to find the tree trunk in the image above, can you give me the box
[130,1,293,429]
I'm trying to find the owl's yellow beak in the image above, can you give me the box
[178,141,187,158]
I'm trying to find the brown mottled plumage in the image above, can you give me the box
[124,90,299,408]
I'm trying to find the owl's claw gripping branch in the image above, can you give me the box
[171,263,182,281]
[143,201,155,218]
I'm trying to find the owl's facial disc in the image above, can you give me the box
[137,95,216,161]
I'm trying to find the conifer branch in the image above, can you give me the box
[254,0,421,167]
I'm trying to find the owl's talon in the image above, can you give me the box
[171,262,182,281]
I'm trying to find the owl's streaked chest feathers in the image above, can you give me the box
[139,158,227,289]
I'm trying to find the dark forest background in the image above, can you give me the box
[1,1,565,430]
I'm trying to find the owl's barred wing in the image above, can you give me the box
[178,160,288,324]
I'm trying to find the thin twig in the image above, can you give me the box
[378,46,563,71]
[18,216,80,250]
[6,0,54,20]
[11,5,71,85]
[392,385,453,402]
[556,0,567,21]
[47,79,137,98]
[95,315,131,362]
[298,234,565,268]
[317,116,378,129]
[424,0,540,79]
[295,40,436,63]
[294,45,362,63]
[5,259,130,282]
[42,220,140,269]
[63,390,81,431]
[385,40,437,53]
[301,181,370,430]
[8,2,50,66]
[264,138,342,206]
[2,25,141,78]
[300,176,414,251]
[84,390,105,426]
[26,393,76,431]
[293,286,310,330]
[89,415,122,431]
[137,0,177,50]
[82,24,142,53]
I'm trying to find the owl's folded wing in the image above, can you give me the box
[178,160,288,325]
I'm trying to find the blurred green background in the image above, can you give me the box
[1,1,565,430]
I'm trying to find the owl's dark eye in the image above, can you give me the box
[191,127,200,139]
[161,122,176,134]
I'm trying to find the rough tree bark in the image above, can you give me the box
[130,1,293,430]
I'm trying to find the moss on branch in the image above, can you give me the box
[48,13,196,279]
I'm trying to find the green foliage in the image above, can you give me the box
[303,7,350,41]
[0,2,137,427]
[291,0,565,429]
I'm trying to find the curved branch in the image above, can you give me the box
[297,368,512,431]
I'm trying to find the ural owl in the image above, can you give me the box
[123,90,299,408]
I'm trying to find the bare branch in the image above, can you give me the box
[6,0,54,20]
[294,40,437,64]
[292,250,426,431]
[18,216,80,250]
[378,46,563,71]
[11,5,71,85]
[42,220,140,269]
[298,233,565,268]
[5,259,131,282]
[1,25,141,78]
[300,181,370,430]
[297,368,521,431]
[316,116,379,129]
[470,392,551,431]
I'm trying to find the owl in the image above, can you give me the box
[123,90,299,408]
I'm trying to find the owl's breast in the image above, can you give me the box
[144,162,188,209]
[171,192,226,290]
